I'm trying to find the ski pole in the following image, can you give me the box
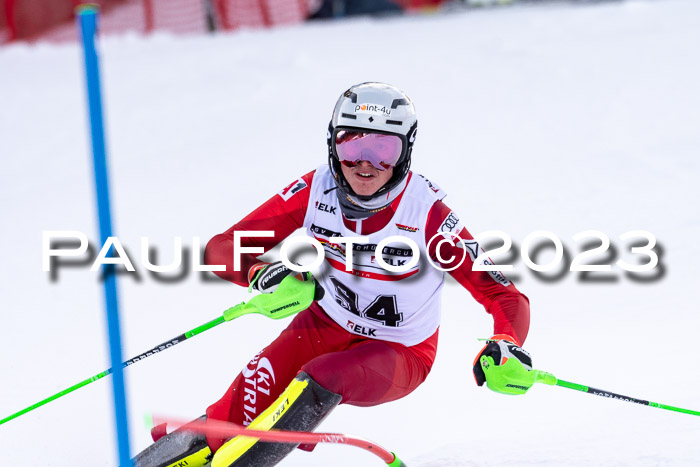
[147,415,407,467]
[534,370,700,417]
[0,275,318,426]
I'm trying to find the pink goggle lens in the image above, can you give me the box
[335,131,403,171]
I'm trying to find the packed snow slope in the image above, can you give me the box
[1,0,699,465]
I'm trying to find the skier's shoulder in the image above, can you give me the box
[406,171,447,205]
[277,169,315,202]
[306,164,339,192]
[406,174,466,238]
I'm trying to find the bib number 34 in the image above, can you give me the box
[330,277,403,327]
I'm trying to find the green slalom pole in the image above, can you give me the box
[534,370,700,417]
[0,275,317,426]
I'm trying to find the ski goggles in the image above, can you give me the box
[334,129,404,171]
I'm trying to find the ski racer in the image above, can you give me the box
[133,82,532,467]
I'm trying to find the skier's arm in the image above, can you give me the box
[425,200,530,346]
[204,171,314,287]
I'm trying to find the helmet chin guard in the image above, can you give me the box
[327,82,418,218]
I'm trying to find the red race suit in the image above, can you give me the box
[203,168,529,451]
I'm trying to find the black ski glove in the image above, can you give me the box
[248,261,325,300]
[249,261,301,293]
[473,334,533,391]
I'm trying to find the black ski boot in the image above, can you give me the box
[132,415,213,467]
[211,371,341,467]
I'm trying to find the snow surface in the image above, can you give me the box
[1,0,699,465]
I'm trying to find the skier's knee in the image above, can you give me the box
[302,357,362,400]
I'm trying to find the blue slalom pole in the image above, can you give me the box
[76,6,132,466]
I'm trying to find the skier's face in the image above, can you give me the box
[341,160,394,196]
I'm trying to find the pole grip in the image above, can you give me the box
[223,302,248,321]
[534,370,557,386]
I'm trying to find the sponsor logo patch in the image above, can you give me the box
[396,223,419,233]
[463,239,512,287]
[371,255,408,268]
[241,352,276,426]
[310,224,342,238]
[314,235,347,255]
[354,103,391,117]
[440,211,462,234]
[417,174,441,193]
[315,201,337,215]
[278,178,307,201]
[345,320,377,337]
